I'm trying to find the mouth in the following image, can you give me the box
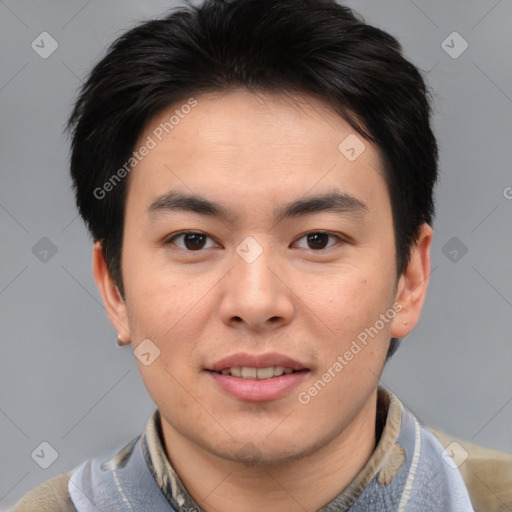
[205,354,310,402]
[209,366,305,380]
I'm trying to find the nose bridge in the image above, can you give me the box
[233,234,276,296]
[218,234,294,329]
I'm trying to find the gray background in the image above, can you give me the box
[1,0,511,509]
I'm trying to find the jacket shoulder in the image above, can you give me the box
[429,426,512,512]
[10,469,77,512]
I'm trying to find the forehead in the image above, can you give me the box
[126,89,388,216]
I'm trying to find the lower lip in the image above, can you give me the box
[207,370,309,402]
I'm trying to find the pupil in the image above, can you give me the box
[185,233,205,250]
[308,233,328,250]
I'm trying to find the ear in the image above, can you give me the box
[390,223,433,339]
[92,241,131,344]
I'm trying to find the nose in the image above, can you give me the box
[218,238,295,332]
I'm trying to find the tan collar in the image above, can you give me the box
[141,386,403,512]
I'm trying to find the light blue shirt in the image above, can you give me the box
[68,390,474,511]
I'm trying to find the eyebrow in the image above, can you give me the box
[147,190,368,224]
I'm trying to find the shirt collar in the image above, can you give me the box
[141,386,403,512]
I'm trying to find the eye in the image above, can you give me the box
[293,232,341,250]
[166,231,219,251]
[166,231,343,252]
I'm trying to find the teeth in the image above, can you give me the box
[218,366,296,380]
[256,367,274,379]
[241,367,257,379]
[230,367,242,377]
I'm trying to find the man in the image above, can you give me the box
[11,0,511,510]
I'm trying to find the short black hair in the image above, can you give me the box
[67,0,438,360]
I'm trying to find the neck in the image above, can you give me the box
[160,390,379,512]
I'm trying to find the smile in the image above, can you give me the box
[207,368,309,402]
[214,366,297,380]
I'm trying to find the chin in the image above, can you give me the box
[203,429,319,468]
[216,442,311,468]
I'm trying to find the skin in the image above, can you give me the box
[93,89,432,512]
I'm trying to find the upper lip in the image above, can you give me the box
[207,352,308,372]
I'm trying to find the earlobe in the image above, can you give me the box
[92,241,131,343]
[390,223,433,339]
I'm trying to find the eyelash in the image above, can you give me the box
[164,231,344,252]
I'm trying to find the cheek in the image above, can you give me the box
[123,248,209,337]
[307,265,396,338]
[136,357,200,433]
[304,275,394,403]
[123,256,219,386]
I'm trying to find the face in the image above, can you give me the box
[96,89,428,467]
